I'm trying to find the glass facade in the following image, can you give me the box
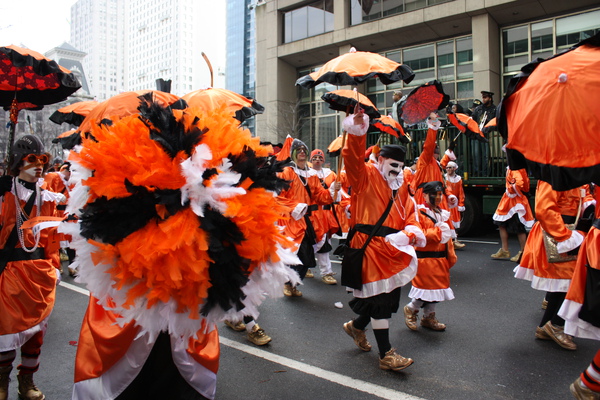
[501,8,600,92]
[283,0,334,43]
[296,35,473,154]
[350,0,453,25]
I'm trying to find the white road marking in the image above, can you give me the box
[220,337,426,400]
[59,281,426,400]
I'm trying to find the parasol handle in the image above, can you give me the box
[334,131,347,200]
[201,52,214,88]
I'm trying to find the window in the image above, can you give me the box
[350,0,453,25]
[283,0,334,43]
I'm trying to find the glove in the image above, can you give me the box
[0,175,13,197]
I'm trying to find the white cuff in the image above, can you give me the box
[405,225,426,248]
[345,205,351,219]
[427,119,441,131]
[557,230,584,253]
[291,203,308,220]
[343,114,370,136]
[458,206,465,212]
[55,267,62,285]
[436,222,452,244]
[385,231,410,247]
[329,185,341,202]
[447,195,458,208]
[445,150,456,160]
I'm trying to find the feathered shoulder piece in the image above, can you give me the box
[62,94,299,341]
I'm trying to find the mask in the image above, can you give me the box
[379,158,403,183]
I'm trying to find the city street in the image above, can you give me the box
[5,231,595,400]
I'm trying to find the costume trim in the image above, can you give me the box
[492,203,534,228]
[0,316,49,352]
[408,287,455,302]
[560,299,600,341]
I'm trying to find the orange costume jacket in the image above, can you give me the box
[492,168,534,229]
[413,127,456,208]
[311,167,342,239]
[342,125,423,299]
[0,181,60,350]
[277,166,333,246]
[410,204,457,302]
[73,297,219,399]
[560,188,600,340]
[444,173,465,229]
[514,181,590,292]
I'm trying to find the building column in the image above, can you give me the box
[471,13,501,99]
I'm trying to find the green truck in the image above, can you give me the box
[367,125,535,236]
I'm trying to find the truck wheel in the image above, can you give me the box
[457,193,482,236]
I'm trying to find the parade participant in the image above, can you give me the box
[470,91,495,177]
[412,113,458,212]
[491,167,534,262]
[277,139,337,297]
[0,135,61,400]
[403,181,456,331]
[341,107,425,372]
[309,148,340,285]
[404,157,418,196]
[514,181,593,351]
[444,161,466,249]
[68,95,299,399]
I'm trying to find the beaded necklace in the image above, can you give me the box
[14,178,42,252]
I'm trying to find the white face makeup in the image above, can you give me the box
[379,157,403,182]
[20,157,44,181]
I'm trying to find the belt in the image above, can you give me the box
[307,204,332,213]
[6,248,46,262]
[416,250,447,259]
[354,224,399,238]
[57,204,67,211]
[561,215,576,224]
[593,218,600,230]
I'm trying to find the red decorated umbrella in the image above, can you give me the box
[0,45,81,167]
[56,90,185,150]
[296,47,414,89]
[49,101,99,126]
[182,88,264,123]
[498,33,600,190]
[321,89,380,119]
[447,112,488,142]
[400,80,450,125]
[367,115,411,143]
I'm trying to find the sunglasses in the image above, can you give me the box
[24,154,49,164]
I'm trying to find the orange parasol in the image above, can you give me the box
[367,115,411,143]
[182,88,264,123]
[447,112,487,142]
[296,48,414,89]
[400,80,450,125]
[55,90,185,150]
[481,117,497,135]
[327,135,345,157]
[49,100,99,126]
[321,89,380,119]
[499,33,600,190]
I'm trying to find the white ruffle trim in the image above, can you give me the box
[0,317,49,352]
[444,149,456,160]
[352,245,418,298]
[436,222,452,244]
[559,300,600,341]
[291,203,308,220]
[492,204,534,228]
[343,114,370,136]
[408,287,455,302]
[513,265,533,281]
[405,224,426,248]
[513,265,571,291]
[557,230,584,253]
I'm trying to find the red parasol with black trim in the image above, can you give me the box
[447,112,488,142]
[498,32,600,191]
[0,45,81,167]
[368,115,411,143]
[400,80,450,125]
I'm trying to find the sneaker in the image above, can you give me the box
[68,267,78,277]
[535,326,551,340]
[403,305,418,331]
[59,251,69,262]
[321,274,337,285]
[491,248,511,260]
[453,240,466,249]
[305,269,314,278]
[379,348,414,371]
[510,251,523,263]
[343,320,372,351]
[570,376,600,400]
[541,299,548,310]
[542,321,576,350]
[421,313,446,331]
[247,324,271,346]
[224,320,246,332]
[283,283,302,297]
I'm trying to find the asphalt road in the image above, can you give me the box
[3,231,595,400]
